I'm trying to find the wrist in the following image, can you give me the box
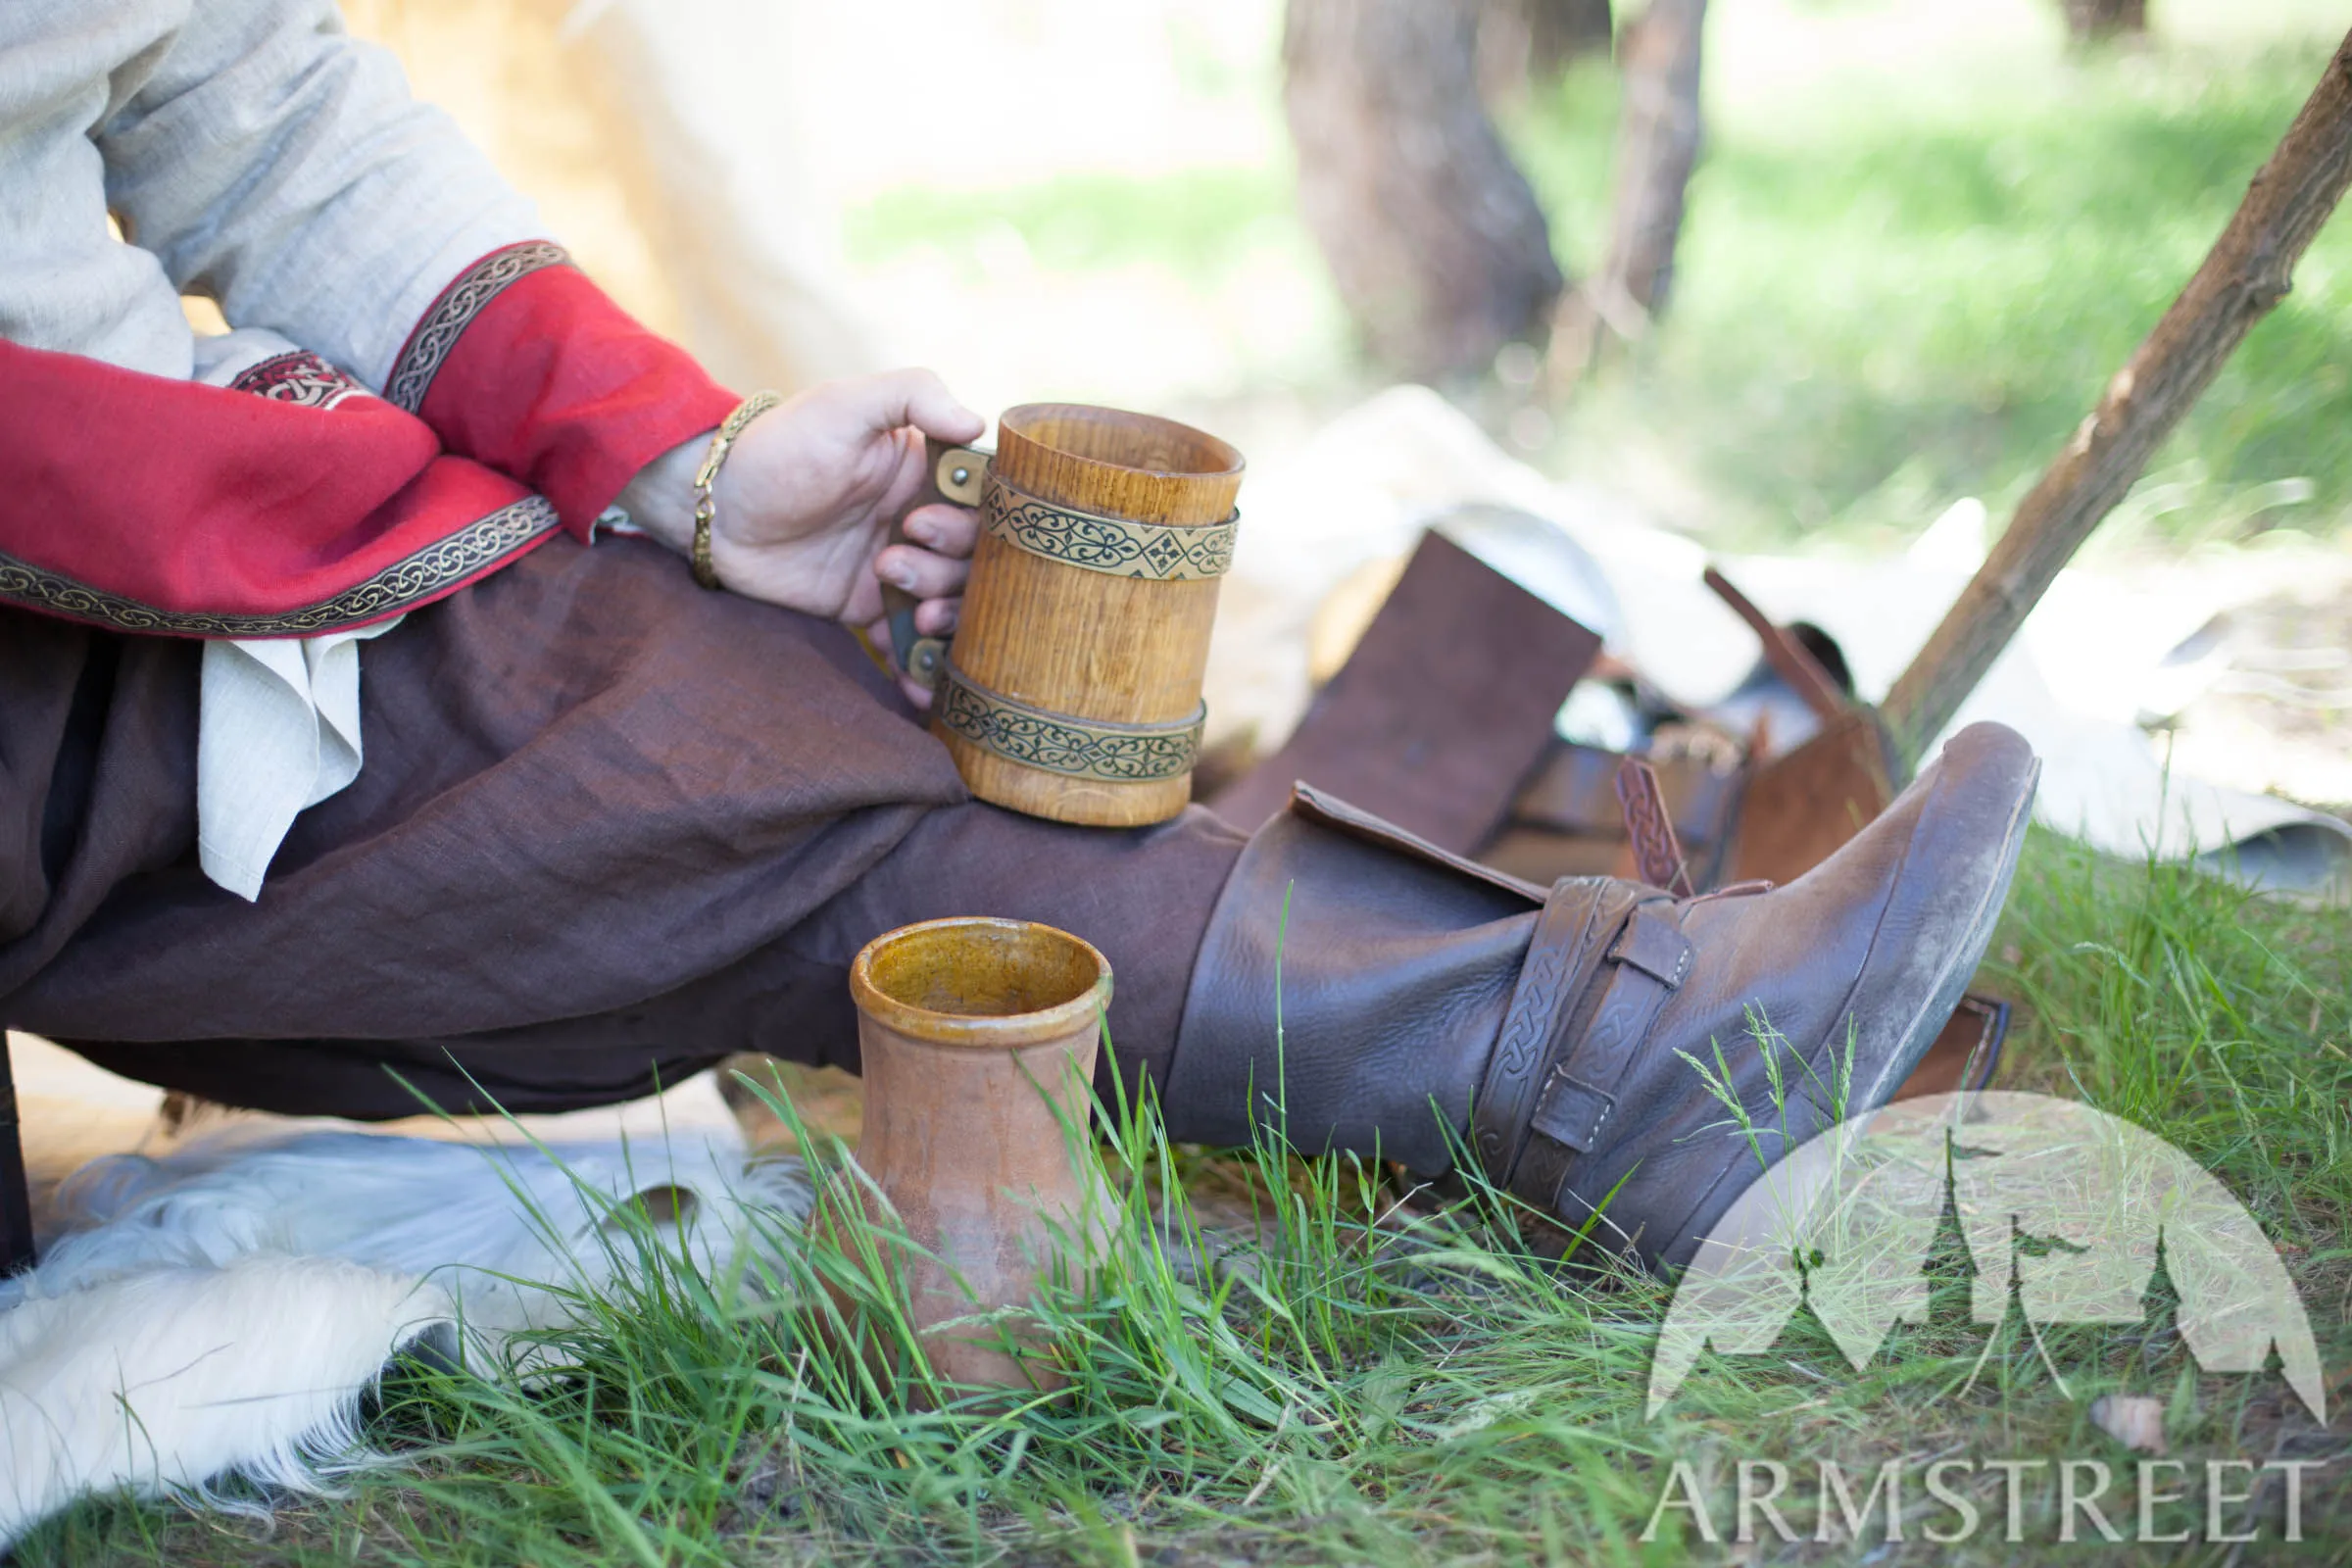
[686,393,785,588]
[612,431,708,555]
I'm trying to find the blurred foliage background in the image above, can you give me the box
[837,0,2351,553]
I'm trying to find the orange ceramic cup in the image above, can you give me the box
[840,916,1112,1396]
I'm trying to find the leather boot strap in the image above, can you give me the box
[1475,877,1695,1217]
[1511,899,1693,1225]
[1469,876,1626,1179]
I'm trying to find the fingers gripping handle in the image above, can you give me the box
[882,437,990,689]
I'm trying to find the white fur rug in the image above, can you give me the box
[0,1074,809,1551]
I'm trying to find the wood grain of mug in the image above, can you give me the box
[884,403,1245,828]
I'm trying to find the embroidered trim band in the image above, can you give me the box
[0,497,560,636]
[229,351,368,411]
[384,241,571,413]
[935,661,1204,783]
[981,472,1237,581]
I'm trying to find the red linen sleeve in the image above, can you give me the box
[0,339,555,636]
[384,243,741,541]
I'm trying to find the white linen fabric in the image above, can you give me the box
[196,623,399,901]
[1,0,552,895]
[186,328,404,899]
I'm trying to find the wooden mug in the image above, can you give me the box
[882,404,1245,828]
[838,915,1113,1396]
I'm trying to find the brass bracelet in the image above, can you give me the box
[690,390,783,590]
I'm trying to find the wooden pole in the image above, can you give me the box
[1881,29,2352,764]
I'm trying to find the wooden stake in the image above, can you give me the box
[1881,29,2352,763]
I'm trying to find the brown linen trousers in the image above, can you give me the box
[0,536,1246,1117]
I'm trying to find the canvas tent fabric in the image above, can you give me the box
[341,0,882,399]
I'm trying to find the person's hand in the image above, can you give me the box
[619,369,985,706]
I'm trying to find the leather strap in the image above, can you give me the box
[1614,756,1695,896]
[1290,783,1547,905]
[1702,564,1849,722]
[1507,900,1694,1220]
[1470,876,1625,1180]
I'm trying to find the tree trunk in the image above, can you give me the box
[1285,0,1565,381]
[1599,0,1707,318]
[1526,0,1617,74]
[1883,27,2352,760]
[1476,0,1615,99]
[1547,0,1706,378]
[2060,0,2148,43]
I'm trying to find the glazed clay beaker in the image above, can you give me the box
[843,916,1112,1396]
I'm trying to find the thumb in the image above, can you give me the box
[854,368,986,446]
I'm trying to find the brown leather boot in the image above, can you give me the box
[1162,721,2038,1272]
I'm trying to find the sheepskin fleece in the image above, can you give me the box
[0,1120,809,1550]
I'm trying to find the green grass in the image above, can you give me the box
[17,828,2350,1566]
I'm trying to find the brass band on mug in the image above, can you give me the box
[979,471,1238,582]
[934,659,1205,784]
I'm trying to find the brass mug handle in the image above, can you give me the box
[881,437,990,690]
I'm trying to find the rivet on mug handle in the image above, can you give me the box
[934,445,988,507]
[881,436,993,688]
